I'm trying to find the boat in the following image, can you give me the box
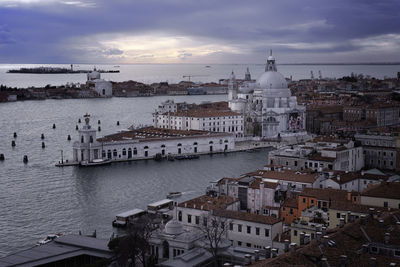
[205,65,211,68]
[79,158,111,167]
[37,233,63,245]
[112,208,147,228]
[167,192,182,199]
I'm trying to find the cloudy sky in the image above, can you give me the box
[0,0,399,64]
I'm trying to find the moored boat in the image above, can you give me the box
[37,233,63,246]
[80,158,111,167]
[167,192,182,199]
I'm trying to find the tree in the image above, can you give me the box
[198,213,230,267]
[108,215,157,267]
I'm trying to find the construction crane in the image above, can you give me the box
[182,75,208,82]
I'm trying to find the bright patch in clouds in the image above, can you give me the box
[70,33,242,63]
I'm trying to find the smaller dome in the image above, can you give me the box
[87,70,101,81]
[165,220,184,235]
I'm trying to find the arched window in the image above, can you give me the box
[90,136,93,143]
[102,89,105,95]
[161,144,166,148]
[209,141,213,144]
[224,139,229,143]
[133,148,137,155]
[144,146,149,149]
[177,143,182,147]
[122,148,126,156]
[193,142,198,146]
[178,211,182,221]
[81,136,84,143]
[102,150,106,158]
[107,150,111,159]
[113,149,117,157]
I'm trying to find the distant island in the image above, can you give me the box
[7,66,120,74]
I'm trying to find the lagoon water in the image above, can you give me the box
[0,63,399,257]
[0,95,273,257]
[1,63,400,88]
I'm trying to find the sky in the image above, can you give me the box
[0,0,400,64]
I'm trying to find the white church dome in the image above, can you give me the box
[164,219,184,235]
[256,71,288,89]
[87,69,101,81]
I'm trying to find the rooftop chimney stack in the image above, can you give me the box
[304,234,311,244]
[370,257,376,267]
[290,243,297,253]
[316,231,322,242]
[360,215,366,225]
[385,232,391,244]
[254,250,260,261]
[264,246,271,258]
[321,257,328,267]
[379,219,384,228]
[244,254,252,265]
[284,239,290,252]
[300,232,305,245]
[340,255,347,267]
[271,248,278,258]
[340,218,345,228]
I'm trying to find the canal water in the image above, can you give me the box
[0,95,271,257]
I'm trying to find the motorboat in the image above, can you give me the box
[167,192,182,199]
[37,233,63,245]
[80,158,111,167]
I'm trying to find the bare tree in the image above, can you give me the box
[198,212,230,267]
[108,215,157,267]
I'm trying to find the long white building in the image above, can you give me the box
[153,100,244,138]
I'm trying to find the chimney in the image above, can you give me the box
[290,243,297,253]
[370,257,376,267]
[316,232,322,242]
[385,232,390,244]
[389,264,397,267]
[304,234,311,244]
[323,235,329,246]
[300,232,305,245]
[244,254,252,265]
[321,257,328,267]
[340,255,347,267]
[360,215,366,225]
[339,217,345,228]
[271,248,278,258]
[379,219,384,228]
[369,208,375,217]
[284,239,290,252]
[347,211,352,222]
[184,203,187,208]
[322,226,327,235]
[223,263,232,267]
[362,244,369,253]
[264,246,271,258]
[254,250,260,261]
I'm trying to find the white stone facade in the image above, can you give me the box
[228,51,306,139]
[86,69,112,97]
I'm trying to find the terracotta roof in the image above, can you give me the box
[97,126,232,142]
[213,209,281,225]
[251,210,400,267]
[249,178,278,190]
[216,177,239,186]
[162,109,241,118]
[178,195,237,211]
[273,231,291,242]
[307,152,335,162]
[329,201,389,214]
[362,182,400,200]
[260,170,318,184]
[331,171,387,185]
[300,188,348,202]
[282,197,298,209]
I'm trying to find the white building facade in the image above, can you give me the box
[228,51,306,139]
[86,69,112,97]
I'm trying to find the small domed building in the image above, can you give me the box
[86,68,113,97]
[228,51,306,139]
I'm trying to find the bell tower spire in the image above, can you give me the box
[265,49,277,72]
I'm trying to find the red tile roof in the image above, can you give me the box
[300,188,348,202]
[178,195,237,211]
[213,209,282,225]
[362,182,400,200]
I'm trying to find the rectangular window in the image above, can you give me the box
[238,241,242,246]
[229,223,233,231]
[195,216,200,225]
[294,230,298,236]
[290,208,293,215]
[246,243,251,247]
[265,229,269,237]
[384,201,388,208]
[187,215,192,223]
[337,213,340,218]
[256,227,260,235]
[203,217,207,226]
[238,224,242,232]
[247,226,251,234]
[302,197,306,203]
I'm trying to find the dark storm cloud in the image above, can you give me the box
[0,0,399,63]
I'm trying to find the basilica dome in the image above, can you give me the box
[87,69,101,81]
[256,71,288,90]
